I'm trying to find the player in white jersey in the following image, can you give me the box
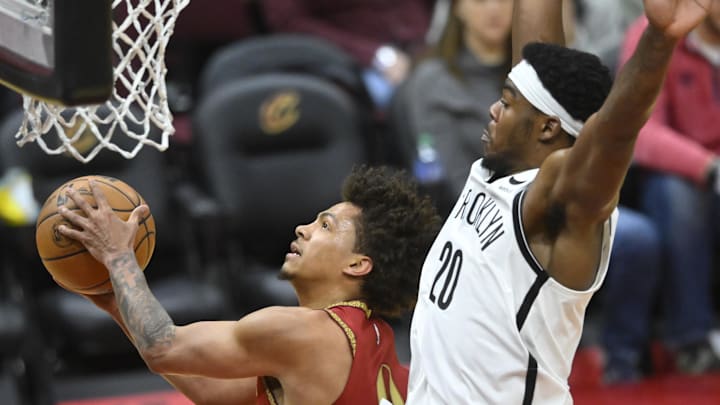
[408,0,713,403]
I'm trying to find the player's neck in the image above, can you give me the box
[293,280,360,311]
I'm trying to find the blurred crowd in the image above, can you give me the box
[0,0,719,403]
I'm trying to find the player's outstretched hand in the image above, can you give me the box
[56,179,148,267]
[644,0,712,39]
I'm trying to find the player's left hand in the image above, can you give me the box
[644,0,712,39]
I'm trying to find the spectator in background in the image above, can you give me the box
[261,0,433,109]
[563,0,663,385]
[404,0,513,196]
[404,0,640,197]
[619,7,720,375]
[600,213,661,384]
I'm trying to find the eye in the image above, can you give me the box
[322,221,330,230]
[500,99,509,108]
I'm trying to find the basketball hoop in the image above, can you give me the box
[15,0,190,163]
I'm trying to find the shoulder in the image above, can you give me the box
[323,305,372,336]
[536,149,569,185]
[237,306,351,368]
[521,149,569,226]
[234,306,344,354]
[242,306,335,336]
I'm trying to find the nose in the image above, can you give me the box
[489,100,501,122]
[295,223,308,239]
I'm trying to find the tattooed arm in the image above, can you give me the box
[83,293,257,405]
[57,181,345,382]
[104,251,175,355]
[56,182,178,359]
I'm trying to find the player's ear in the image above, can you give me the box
[343,256,372,277]
[538,116,562,143]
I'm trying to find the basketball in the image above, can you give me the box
[35,175,156,295]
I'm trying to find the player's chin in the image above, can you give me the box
[278,264,296,281]
[483,144,499,159]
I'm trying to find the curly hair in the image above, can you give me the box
[522,42,613,123]
[342,165,442,318]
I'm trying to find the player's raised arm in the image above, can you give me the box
[546,0,711,221]
[512,0,565,64]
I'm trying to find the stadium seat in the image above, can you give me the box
[164,0,264,114]
[191,72,368,312]
[198,34,370,107]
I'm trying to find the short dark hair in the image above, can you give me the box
[522,42,612,122]
[342,165,442,318]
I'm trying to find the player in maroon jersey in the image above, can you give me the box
[59,165,440,404]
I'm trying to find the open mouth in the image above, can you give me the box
[288,241,302,257]
[481,129,491,143]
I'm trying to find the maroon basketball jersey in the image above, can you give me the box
[256,301,408,405]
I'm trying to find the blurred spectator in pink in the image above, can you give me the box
[618,6,720,375]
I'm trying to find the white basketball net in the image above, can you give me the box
[16,0,190,163]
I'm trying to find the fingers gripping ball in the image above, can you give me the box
[35,175,156,294]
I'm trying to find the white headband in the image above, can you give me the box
[508,60,584,137]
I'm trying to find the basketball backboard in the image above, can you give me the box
[0,0,113,105]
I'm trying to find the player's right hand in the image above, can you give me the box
[57,180,147,268]
[644,0,712,40]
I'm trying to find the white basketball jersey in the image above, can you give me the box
[407,159,617,404]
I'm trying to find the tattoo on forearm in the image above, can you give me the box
[108,252,175,351]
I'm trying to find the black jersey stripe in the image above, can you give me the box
[516,272,550,330]
[512,187,549,332]
[512,190,545,276]
[513,189,544,404]
[522,354,539,405]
